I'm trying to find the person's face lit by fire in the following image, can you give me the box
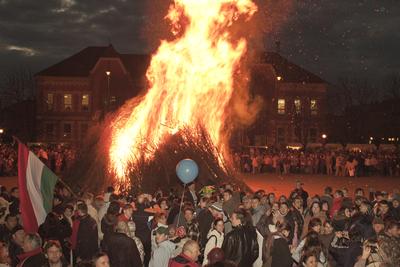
[184,209,194,223]
[223,192,232,202]
[380,203,389,215]
[373,223,384,234]
[279,203,289,216]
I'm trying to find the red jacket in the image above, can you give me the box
[168,253,199,267]
[330,197,343,217]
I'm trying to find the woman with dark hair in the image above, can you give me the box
[302,202,327,239]
[308,218,322,234]
[262,221,292,267]
[300,252,319,267]
[292,231,327,267]
[203,218,224,266]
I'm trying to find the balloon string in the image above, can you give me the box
[176,183,186,228]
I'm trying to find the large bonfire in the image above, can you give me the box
[108,0,258,190]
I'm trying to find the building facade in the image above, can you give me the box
[35,46,327,147]
[35,45,150,144]
[243,52,328,147]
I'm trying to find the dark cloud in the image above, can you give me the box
[0,0,399,83]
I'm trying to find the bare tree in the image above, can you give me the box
[0,67,35,107]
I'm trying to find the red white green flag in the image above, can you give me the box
[18,141,58,232]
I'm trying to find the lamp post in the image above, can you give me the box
[105,71,111,111]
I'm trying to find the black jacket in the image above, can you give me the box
[270,237,292,267]
[106,232,143,267]
[197,208,214,248]
[75,214,99,260]
[222,224,259,267]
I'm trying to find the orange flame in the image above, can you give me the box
[109,0,257,187]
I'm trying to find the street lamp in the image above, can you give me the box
[105,71,111,110]
[0,128,3,134]
[322,134,327,139]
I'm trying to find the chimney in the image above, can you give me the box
[275,41,281,53]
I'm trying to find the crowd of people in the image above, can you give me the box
[234,148,400,177]
[0,143,76,176]
[0,178,399,267]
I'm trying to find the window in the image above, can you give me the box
[294,99,301,114]
[46,93,54,111]
[277,99,285,114]
[310,99,318,115]
[45,123,54,138]
[64,94,72,111]
[110,96,116,104]
[277,127,285,143]
[81,94,89,111]
[309,128,317,142]
[63,123,72,138]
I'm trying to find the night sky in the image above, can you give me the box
[0,0,399,84]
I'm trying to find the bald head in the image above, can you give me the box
[182,240,200,262]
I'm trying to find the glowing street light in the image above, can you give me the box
[321,134,327,139]
[0,129,3,134]
[277,76,282,81]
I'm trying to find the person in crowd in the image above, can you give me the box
[149,226,175,267]
[18,233,46,267]
[185,183,198,207]
[184,207,200,242]
[43,239,69,267]
[105,221,142,267]
[92,252,110,267]
[302,202,327,238]
[126,221,145,263]
[222,208,258,267]
[198,202,223,249]
[263,221,292,267]
[290,181,309,209]
[74,203,98,262]
[0,240,10,267]
[300,252,319,267]
[169,240,200,267]
[202,218,224,266]
[118,204,133,223]
[291,196,305,240]
[9,225,25,266]
[100,201,119,251]
[251,196,265,226]
[292,230,327,267]
[0,215,18,243]
[378,220,400,266]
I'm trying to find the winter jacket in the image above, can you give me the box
[149,239,176,267]
[222,224,259,267]
[75,214,99,261]
[106,232,143,267]
[202,229,224,266]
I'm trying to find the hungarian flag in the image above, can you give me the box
[18,142,58,232]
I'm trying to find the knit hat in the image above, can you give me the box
[210,202,223,212]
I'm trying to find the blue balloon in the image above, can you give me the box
[176,159,199,184]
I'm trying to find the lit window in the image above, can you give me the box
[310,99,317,115]
[110,96,116,104]
[277,99,285,114]
[82,94,89,111]
[294,99,301,114]
[64,94,72,111]
[277,76,282,81]
[63,123,72,138]
[47,93,54,111]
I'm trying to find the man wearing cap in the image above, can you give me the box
[149,226,175,267]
